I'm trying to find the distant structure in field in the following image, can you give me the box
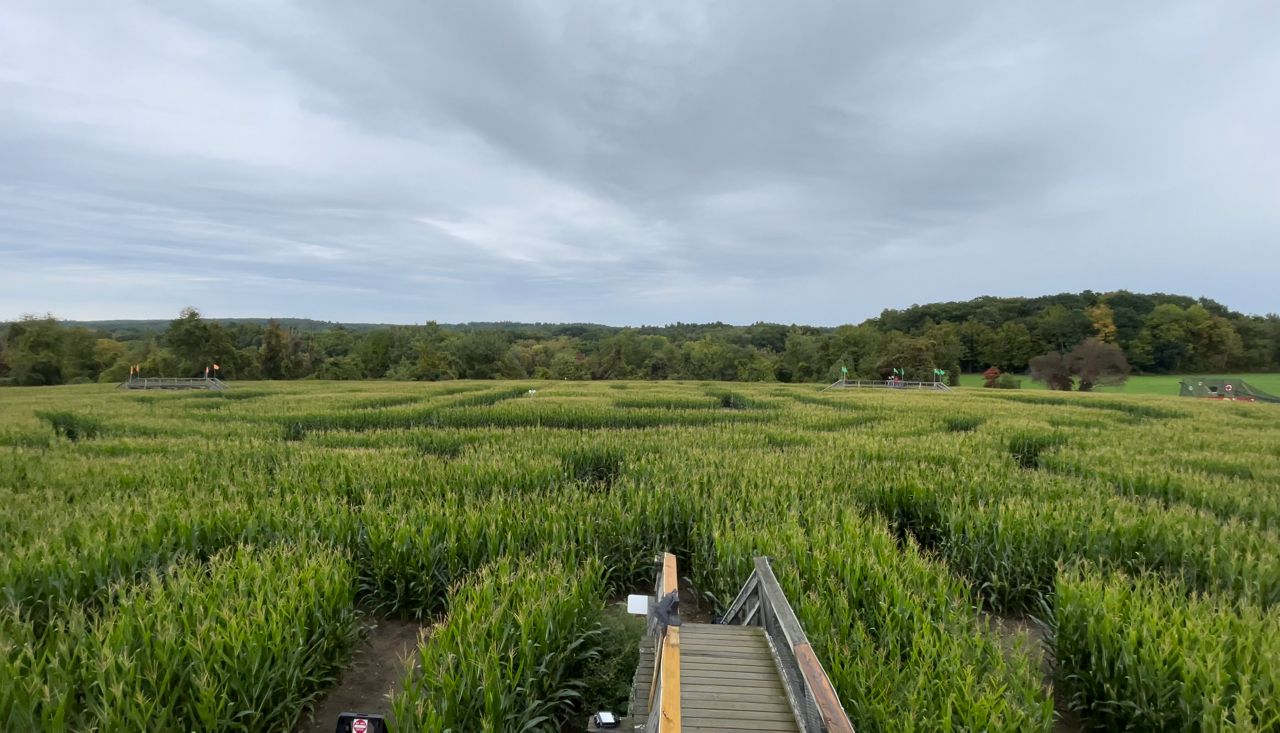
[117,364,227,391]
[1179,378,1280,403]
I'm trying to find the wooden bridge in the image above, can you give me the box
[611,554,854,733]
[118,377,227,391]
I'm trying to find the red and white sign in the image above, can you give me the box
[352,719,368,733]
[1224,384,1234,392]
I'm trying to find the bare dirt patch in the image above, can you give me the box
[678,574,716,624]
[987,614,1085,733]
[298,617,423,733]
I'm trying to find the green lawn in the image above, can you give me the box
[958,372,1280,396]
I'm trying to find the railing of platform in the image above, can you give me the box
[822,379,949,392]
[118,377,226,391]
[644,552,681,733]
[722,557,855,733]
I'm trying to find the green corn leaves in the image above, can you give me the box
[2,379,1278,731]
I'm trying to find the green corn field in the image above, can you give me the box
[2,379,1278,731]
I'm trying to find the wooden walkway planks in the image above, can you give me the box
[678,624,799,733]
[620,553,853,733]
[621,642,655,731]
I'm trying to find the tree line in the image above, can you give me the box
[2,290,1277,387]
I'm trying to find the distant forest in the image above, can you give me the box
[2,291,1277,387]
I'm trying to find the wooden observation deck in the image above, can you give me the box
[822,378,951,392]
[614,554,854,733]
[118,377,227,391]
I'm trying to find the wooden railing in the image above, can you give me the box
[119,377,227,391]
[645,552,681,733]
[722,557,855,733]
[822,379,950,392]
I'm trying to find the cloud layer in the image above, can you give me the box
[2,1,1278,324]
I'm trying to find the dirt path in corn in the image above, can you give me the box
[298,617,424,733]
[987,614,1084,733]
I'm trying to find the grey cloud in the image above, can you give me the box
[1,0,1278,324]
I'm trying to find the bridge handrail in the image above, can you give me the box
[645,552,681,733]
[722,557,855,733]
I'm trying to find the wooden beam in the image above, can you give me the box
[660,626,681,733]
[753,557,808,648]
[647,633,661,712]
[794,642,855,733]
[648,552,680,716]
[662,552,679,596]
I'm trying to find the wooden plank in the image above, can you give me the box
[681,644,772,656]
[685,685,789,699]
[683,677,786,689]
[684,727,797,733]
[722,572,758,622]
[682,630,767,641]
[686,654,773,665]
[682,634,768,645]
[683,623,761,632]
[794,641,855,733]
[682,641,771,652]
[682,633,769,643]
[684,702,797,717]
[682,624,764,635]
[686,660,773,670]
[649,552,679,717]
[684,623,761,631]
[681,633,769,644]
[647,635,661,712]
[682,699,795,714]
[684,726,797,733]
[681,659,778,672]
[691,711,798,726]
[753,558,808,648]
[740,598,761,625]
[661,625,681,733]
[682,684,790,698]
[681,637,771,649]
[686,670,783,685]
[684,721,799,733]
[680,669,783,683]
[662,552,679,596]
[682,637,768,647]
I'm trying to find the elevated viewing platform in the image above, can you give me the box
[611,554,853,733]
[823,378,951,392]
[118,377,227,391]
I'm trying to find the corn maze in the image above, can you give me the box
[2,380,1278,731]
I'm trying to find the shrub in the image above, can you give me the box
[982,367,1002,388]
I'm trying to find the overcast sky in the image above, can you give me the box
[2,2,1277,325]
